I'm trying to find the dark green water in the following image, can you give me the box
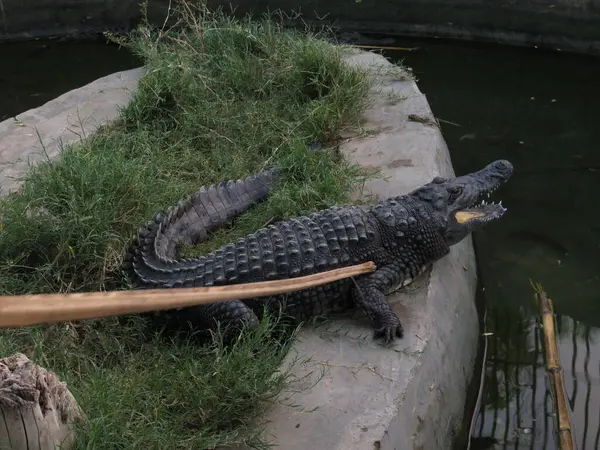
[385,39,600,449]
[1,34,599,450]
[0,39,140,122]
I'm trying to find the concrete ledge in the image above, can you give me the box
[332,20,600,57]
[0,50,479,449]
[0,67,145,194]
[2,0,600,56]
[209,0,600,57]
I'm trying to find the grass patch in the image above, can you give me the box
[0,2,371,448]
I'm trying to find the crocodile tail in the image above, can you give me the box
[123,168,279,284]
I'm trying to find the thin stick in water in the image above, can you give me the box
[534,283,575,450]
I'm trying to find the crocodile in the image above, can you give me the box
[123,159,513,343]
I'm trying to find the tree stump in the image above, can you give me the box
[0,353,84,450]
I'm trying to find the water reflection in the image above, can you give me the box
[471,307,600,449]
[475,305,541,449]
[556,315,600,449]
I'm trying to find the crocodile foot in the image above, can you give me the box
[374,315,404,343]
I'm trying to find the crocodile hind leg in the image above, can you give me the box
[153,300,261,341]
[351,266,405,343]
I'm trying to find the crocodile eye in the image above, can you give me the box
[447,186,463,203]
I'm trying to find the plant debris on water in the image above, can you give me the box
[0,1,372,448]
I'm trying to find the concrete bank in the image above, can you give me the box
[1,0,600,56]
[0,67,144,194]
[0,50,479,449]
[209,0,600,56]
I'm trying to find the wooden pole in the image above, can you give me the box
[0,262,376,329]
[535,284,575,450]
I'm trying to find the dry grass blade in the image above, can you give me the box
[351,44,419,52]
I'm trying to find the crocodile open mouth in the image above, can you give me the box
[455,187,507,224]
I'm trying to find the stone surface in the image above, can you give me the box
[0,50,480,449]
[214,0,600,56]
[0,67,145,194]
[209,0,600,55]
[240,50,479,450]
[1,0,600,56]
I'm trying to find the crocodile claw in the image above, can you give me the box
[374,316,404,343]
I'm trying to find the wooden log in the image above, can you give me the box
[0,353,84,450]
[0,262,376,329]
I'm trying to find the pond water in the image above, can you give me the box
[1,33,599,450]
[0,38,140,122]
[383,39,600,449]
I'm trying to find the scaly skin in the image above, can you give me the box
[123,160,514,343]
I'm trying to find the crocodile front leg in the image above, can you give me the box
[351,265,405,343]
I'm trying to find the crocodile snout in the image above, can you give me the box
[491,160,514,178]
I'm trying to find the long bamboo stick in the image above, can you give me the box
[0,262,376,329]
[535,285,575,450]
[351,44,419,52]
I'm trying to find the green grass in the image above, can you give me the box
[0,2,372,449]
